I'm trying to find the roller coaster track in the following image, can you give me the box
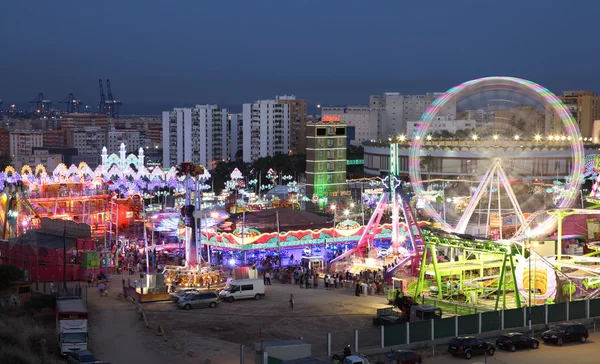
[512,210,548,240]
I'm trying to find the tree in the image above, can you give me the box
[0,264,24,288]
[420,155,438,185]
[0,156,12,172]
[347,145,364,160]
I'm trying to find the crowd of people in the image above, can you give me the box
[258,264,390,296]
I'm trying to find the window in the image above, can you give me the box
[335,128,345,136]
[241,284,253,291]
[316,128,326,136]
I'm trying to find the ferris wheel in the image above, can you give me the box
[408,76,584,239]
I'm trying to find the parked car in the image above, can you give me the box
[378,349,422,364]
[496,332,539,351]
[542,322,588,346]
[65,350,99,364]
[448,336,495,359]
[169,288,200,302]
[177,292,219,310]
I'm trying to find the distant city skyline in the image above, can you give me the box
[1,1,600,113]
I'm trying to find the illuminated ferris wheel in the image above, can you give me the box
[408,77,584,239]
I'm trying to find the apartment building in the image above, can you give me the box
[162,105,228,168]
[9,131,44,157]
[242,100,290,163]
[276,95,307,154]
[321,105,378,145]
[560,91,600,138]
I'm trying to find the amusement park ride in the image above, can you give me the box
[333,76,600,311]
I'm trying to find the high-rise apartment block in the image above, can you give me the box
[162,105,228,168]
[305,119,347,200]
[229,113,243,161]
[560,91,600,138]
[321,105,378,146]
[370,92,456,137]
[276,95,307,154]
[242,100,290,163]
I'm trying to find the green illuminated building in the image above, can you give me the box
[305,119,348,203]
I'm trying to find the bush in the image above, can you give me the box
[27,295,56,311]
[0,315,62,364]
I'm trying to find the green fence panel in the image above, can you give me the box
[530,305,545,325]
[434,317,455,339]
[481,311,500,332]
[569,301,586,320]
[504,308,524,329]
[458,314,479,335]
[590,299,600,317]
[409,320,431,343]
[384,324,406,347]
[548,303,567,323]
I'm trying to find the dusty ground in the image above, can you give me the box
[143,282,390,363]
[87,287,176,364]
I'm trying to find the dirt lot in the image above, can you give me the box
[143,282,390,363]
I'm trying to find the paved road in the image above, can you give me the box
[425,331,600,364]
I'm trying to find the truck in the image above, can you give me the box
[373,296,442,326]
[56,297,88,355]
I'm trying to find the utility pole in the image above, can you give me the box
[63,222,67,292]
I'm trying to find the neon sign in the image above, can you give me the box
[322,115,341,122]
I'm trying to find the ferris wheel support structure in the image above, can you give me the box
[454,157,527,236]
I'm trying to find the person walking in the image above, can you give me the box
[289,294,294,309]
[98,282,105,297]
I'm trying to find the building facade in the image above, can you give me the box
[321,105,378,146]
[107,129,141,155]
[9,131,44,157]
[0,129,10,157]
[43,130,68,149]
[59,114,109,129]
[560,91,600,138]
[13,151,63,173]
[229,113,243,160]
[363,139,589,181]
[69,127,106,166]
[305,120,347,200]
[406,116,476,137]
[370,92,456,137]
[276,95,307,154]
[242,100,290,162]
[162,105,229,168]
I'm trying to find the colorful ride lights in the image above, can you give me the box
[407,76,584,234]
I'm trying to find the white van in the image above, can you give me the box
[219,279,265,302]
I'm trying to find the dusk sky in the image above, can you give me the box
[1,0,599,114]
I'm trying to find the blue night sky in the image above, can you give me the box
[1,0,599,114]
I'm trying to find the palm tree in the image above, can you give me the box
[420,155,438,186]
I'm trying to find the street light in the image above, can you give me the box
[525,240,539,336]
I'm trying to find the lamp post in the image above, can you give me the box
[526,240,539,336]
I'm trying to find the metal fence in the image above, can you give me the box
[383,299,600,347]
[31,281,88,304]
